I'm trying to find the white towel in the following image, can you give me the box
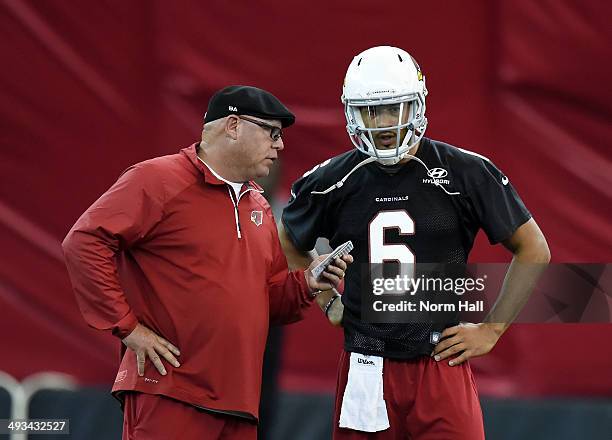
[338,353,390,432]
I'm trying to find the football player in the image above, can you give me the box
[279,46,550,439]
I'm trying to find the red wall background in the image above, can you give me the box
[1,0,611,397]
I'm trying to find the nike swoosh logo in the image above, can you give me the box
[501,176,509,185]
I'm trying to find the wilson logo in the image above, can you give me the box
[357,358,375,366]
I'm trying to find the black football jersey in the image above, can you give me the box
[282,137,531,359]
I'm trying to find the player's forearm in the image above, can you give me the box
[484,240,550,335]
[319,289,343,326]
[278,222,312,269]
[315,288,337,308]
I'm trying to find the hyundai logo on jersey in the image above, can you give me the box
[427,168,448,179]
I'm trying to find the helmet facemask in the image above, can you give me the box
[345,96,427,166]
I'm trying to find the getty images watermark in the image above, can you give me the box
[372,275,487,322]
[361,263,612,324]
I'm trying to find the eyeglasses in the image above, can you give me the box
[237,115,283,141]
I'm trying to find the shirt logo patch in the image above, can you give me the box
[115,370,127,383]
[251,210,263,226]
[501,175,509,185]
[422,167,450,185]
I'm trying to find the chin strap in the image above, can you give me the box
[310,153,460,197]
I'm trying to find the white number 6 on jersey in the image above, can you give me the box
[369,210,416,293]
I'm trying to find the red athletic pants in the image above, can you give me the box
[333,351,485,440]
[122,392,257,440]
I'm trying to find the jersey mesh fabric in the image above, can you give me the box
[282,138,531,359]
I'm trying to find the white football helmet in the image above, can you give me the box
[342,46,428,166]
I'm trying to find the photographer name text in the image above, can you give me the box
[372,300,483,312]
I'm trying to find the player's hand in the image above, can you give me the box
[431,322,503,366]
[122,323,181,376]
[305,254,353,292]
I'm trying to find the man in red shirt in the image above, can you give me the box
[62,85,352,440]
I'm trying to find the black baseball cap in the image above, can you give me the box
[204,85,295,128]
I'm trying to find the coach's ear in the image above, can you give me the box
[225,115,240,141]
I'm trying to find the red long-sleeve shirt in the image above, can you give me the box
[62,144,313,420]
